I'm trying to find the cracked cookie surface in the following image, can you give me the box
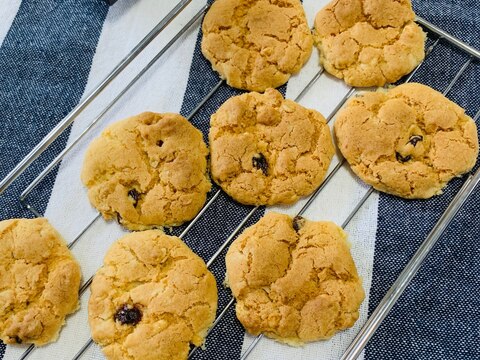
[334,83,479,198]
[201,0,313,92]
[314,0,425,87]
[88,230,218,360]
[0,218,81,346]
[226,212,364,345]
[209,88,335,205]
[81,112,211,231]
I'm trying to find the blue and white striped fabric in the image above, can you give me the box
[0,0,479,359]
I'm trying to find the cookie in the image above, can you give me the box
[226,212,364,345]
[201,0,313,92]
[209,88,335,205]
[314,0,426,87]
[88,230,218,360]
[81,112,211,231]
[334,83,479,198]
[0,218,81,346]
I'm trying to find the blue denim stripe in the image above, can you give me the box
[0,0,108,356]
[366,0,480,358]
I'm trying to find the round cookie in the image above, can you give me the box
[334,83,479,199]
[201,0,313,92]
[226,212,364,344]
[314,0,426,87]
[209,88,335,205]
[81,112,211,231]
[0,218,81,346]
[88,230,218,360]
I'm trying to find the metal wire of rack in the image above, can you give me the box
[1,1,479,359]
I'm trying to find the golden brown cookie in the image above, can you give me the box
[314,0,426,87]
[201,0,313,92]
[226,212,364,345]
[209,88,335,205]
[88,230,218,360]
[81,112,211,231]
[335,83,479,198]
[0,218,81,346]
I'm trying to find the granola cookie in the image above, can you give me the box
[201,0,313,92]
[226,212,364,345]
[0,218,81,346]
[334,83,479,198]
[88,230,218,360]
[314,0,426,87]
[209,88,335,205]
[81,112,211,231]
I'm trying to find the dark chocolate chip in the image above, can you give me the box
[408,135,423,146]
[396,152,411,163]
[14,336,22,344]
[114,304,142,326]
[252,153,268,176]
[156,140,164,147]
[128,189,140,207]
[292,216,305,232]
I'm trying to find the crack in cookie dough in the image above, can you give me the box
[314,0,426,87]
[226,212,364,345]
[0,218,81,346]
[209,88,335,205]
[81,112,211,231]
[88,230,217,360]
[201,0,313,92]
[334,83,479,199]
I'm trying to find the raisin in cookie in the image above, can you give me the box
[209,88,335,205]
[88,230,218,360]
[201,0,313,92]
[0,218,81,346]
[226,212,364,345]
[335,83,479,198]
[81,112,211,231]
[314,0,425,87]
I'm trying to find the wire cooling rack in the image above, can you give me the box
[1,1,479,359]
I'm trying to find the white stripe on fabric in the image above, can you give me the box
[4,1,207,359]
[0,0,22,46]
[241,0,379,358]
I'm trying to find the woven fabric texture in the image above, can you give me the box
[0,0,478,359]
